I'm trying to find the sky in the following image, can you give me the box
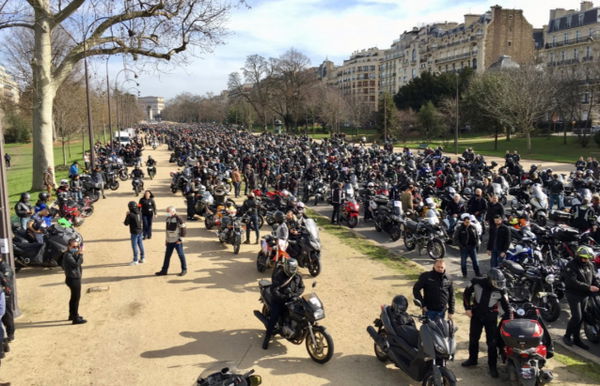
[119,0,592,100]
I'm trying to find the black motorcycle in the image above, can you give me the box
[103,170,120,191]
[196,366,261,386]
[402,219,446,259]
[367,298,457,386]
[370,196,402,241]
[147,165,157,180]
[132,176,144,196]
[254,280,334,364]
[287,219,321,277]
[118,166,129,181]
[584,292,600,344]
[499,302,554,386]
[217,215,243,255]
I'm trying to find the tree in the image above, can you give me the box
[0,0,240,189]
[377,92,397,140]
[417,101,444,140]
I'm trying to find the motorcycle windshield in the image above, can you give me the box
[304,219,320,244]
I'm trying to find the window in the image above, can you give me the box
[566,16,571,28]
[583,92,590,104]
[550,52,555,63]
[561,50,566,61]
[574,48,579,59]
[507,40,512,47]
[564,32,568,43]
[552,35,557,46]
[587,46,592,58]
[579,13,584,26]
[576,30,580,42]
[472,58,477,69]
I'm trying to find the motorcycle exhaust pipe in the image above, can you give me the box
[253,310,268,327]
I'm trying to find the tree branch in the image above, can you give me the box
[52,0,85,27]
[0,22,34,30]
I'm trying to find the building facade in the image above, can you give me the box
[138,96,164,121]
[379,6,535,94]
[0,65,19,104]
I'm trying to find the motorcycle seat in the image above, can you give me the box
[502,260,525,275]
[405,219,419,232]
[259,279,272,288]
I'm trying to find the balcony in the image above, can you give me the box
[435,51,476,64]
[545,37,590,49]
[547,58,581,66]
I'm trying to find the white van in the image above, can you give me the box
[114,130,132,146]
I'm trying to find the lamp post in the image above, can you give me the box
[454,71,460,155]
[113,69,139,129]
[105,58,113,151]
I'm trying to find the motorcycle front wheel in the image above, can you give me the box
[403,232,416,251]
[119,171,128,181]
[205,216,214,230]
[421,369,456,386]
[109,181,120,191]
[538,296,561,323]
[88,190,100,202]
[306,325,334,364]
[389,224,401,241]
[348,216,358,228]
[256,251,267,273]
[308,252,321,277]
[233,234,241,255]
[427,239,445,259]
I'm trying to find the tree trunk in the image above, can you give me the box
[526,129,532,153]
[31,9,56,190]
[494,126,498,150]
[506,126,511,142]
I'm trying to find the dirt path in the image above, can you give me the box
[0,145,592,385]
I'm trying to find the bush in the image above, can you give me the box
[3,112,31,143]
[594,131,600,147]
[578,134,591,148]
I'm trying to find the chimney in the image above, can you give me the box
[464,14,480,26]
[581,1,594,12]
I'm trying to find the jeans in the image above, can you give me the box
[460,247,481,277]
[73,190,83,201]
[565,294,587,340]
[233,182,241,197]
[490,250,504,268]
[548,194,565,210]
[246,214,260,242]
[142,214,154,239]
[2,294,14,340]
[65,277,81,319]
[331,203,341,224]
[265,297,285,340]
[130,233,145,262]
[19,217,30,230]
[425,310,445,320]
[161,242,187,273]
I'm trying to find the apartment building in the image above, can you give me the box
[0,65,19,104]
[380,5,535,93]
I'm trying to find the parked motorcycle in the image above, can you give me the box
[196,365,261,386]
[403,218,446,259]
[217,215,243,255]
[370,195,402,241]
[367,298,457,386]
[104,170,120,191]
[287,218,321,277]
[254,280,334,363]
[340,198,360,228]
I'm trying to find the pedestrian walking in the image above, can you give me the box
[3,153,10,168]
[124,201,145,265]
[43,167,55,195]
[462,269,510,378]
[412,259,455,321]
[486,215,511,268]
[139,190,157,239]
[61,238,86,325]
[562,246,600,350]
[155,206,187,277]
[330,182,344,224]
[453,213,481,278]
[0,255,13,358]
[14,192,33,230]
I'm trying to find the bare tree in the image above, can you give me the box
[0,0,240,189]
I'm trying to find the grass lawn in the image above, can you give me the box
[402,135,599,164]
[5,140,85,213]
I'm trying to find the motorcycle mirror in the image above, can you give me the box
[413,299,422,308]
[312,281,317,288]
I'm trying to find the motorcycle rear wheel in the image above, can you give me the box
[233,242,241,255]
[389,224,401,241]
[306,325,334,364]
[119,171,128,181]
[404,232,416,251]
[88,191,100,203]
[584,322,600,343]
[308,253,321,277]
[427,239,445,259]
[348,216,358,228]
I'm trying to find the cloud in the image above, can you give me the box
[133,0,587,99]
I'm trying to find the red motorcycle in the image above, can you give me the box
[340,199,360,228]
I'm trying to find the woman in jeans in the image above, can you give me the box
[139,190,157,239]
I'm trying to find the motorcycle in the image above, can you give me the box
[370,196,403,241]
[118,166,129,181]
[104,170,120,191]
[402,218,446,259]
[132,176,144,196]
[217,215,243,255]
[367,298,457,386]
[253,281,334,364]
[147,165,157,180]
[340,198,360,228]
[287,218,321,277]
[196,365,261,386]
[80,174,102,202]
[499,302,554,386]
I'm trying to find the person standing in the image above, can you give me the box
[69,161,80,179]
[330,182,344,224]
[62,239,86,325]
[14,193,33,230]
[155,206,187,277]
[231,167,242,198]
[3,153,10,168]
[462,269,510,378]
[241,192,260,244]
[139,190,157,240]
[91,165,106,199]
[547,174,565,210]
[453,213,481,278]
[43,167,55,195]
[412,259,455,321]
[562,246,600,350]
[0,256,14,355]
[485,194,504,229]
[486,215,511,268]
[467,188,488,226]
[124,201,145,265]
[83,152,90,171]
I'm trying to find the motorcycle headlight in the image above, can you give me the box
[313,309,325,321]
[434,340,448,355]
[545,274,555,284]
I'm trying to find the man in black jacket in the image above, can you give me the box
[124,201,145,265]
[453,214,481,277]
[241,192,260,244]
[547,174,564,210]
[467,188,488,225]
[0,257,14,356]
[563,246,600,350]
[486,215,511,268]
[485,194,504,228]
[62,239,86,325]
[462,269,510,378]
[330,182,344,224]
[413,259,455,320]
[14,192,33,230]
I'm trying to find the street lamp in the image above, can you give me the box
[121,86,140,129]
[113,70,139,129]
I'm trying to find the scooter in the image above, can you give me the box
[367,298,457,386]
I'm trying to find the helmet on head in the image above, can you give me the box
[283,258,299,277]
[38,192,49,201]
[576,245,594,261]
[297,201,305,210]
[391,295,408,316]
[425,197,436,209]
[60,179,69,186]
[21,192,30,201]
[367,182,375,188]
[488,268,506,290]
[128,201,138,212]
[274,210,285,224]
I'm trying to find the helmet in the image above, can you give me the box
[38,192,49,201]
[425,197,435,208]
[60,179,69,186]
[274,210,285,224]
[488,268,506,290]
[128,201,138,211]
[283,258,299,276]
[576,245,594,260]
[391,295,408,316]
[21,192,30,201]
[367,182,375,188]
[199,185,206,194]
[297,202,305,209]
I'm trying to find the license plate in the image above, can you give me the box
[521,368,534,380]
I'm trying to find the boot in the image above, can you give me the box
[573,337,590,350]
[2,341,9,353]
[244,239,250,244]
[562,335,573,346]
[461,358,478,367]
[489,365,499,378]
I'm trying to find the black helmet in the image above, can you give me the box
[283,258,299,277]
[21,192,30,201]
[128,201,138,211]
[274,210,285,224]
[391,295,408,316]
[38,192,49,201]
[488,268,506,290]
